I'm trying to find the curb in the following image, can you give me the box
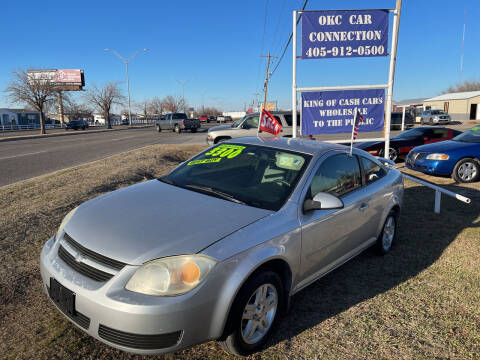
[0,125,154,143]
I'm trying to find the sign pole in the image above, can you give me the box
[292,10,298,138]
[384,0,402,157]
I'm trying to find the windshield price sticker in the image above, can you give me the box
[188,145,246,166]
[204,144,245,159]
[187,158,222,166]
[302,10,389,59]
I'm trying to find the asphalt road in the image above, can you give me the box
[0,126,212,187]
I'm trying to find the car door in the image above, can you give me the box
[298,152,375,286]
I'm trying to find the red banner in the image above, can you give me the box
[259,109,282,135]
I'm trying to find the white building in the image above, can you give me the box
[423,91,480,121]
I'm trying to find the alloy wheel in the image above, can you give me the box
[240,283,278,345]
[382,216,395,252]
[457,162,478,182]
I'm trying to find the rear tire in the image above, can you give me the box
[376,211,398,255]
[218,271,283,356]
[452,158,480,183]
[156,125,161,132]
[174,124,180,133]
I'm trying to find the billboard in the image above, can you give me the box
[259,102,276,111]
[301,89,385,135]
[302,10,389,59]
[27,69,85,90]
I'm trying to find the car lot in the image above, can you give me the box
[0,143,478,359]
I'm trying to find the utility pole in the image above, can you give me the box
[175,78,193,113]
[260,53,278,112]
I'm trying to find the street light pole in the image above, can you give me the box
[104,48,148,126]
[175,78,193,113]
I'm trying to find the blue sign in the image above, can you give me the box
[301,89,385,135]
[302,10,389,59]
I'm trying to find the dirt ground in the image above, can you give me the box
[0,144,479,360]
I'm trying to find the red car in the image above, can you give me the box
[199,115,209,123]
[354,127,462,162]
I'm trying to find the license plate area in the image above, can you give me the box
[49,278,76,317]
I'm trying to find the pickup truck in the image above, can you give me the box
[206,111,300,146]
[155,113,200,133]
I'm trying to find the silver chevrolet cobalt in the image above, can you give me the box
[40,137,403,356]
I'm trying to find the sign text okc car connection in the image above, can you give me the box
[302,10,389,59]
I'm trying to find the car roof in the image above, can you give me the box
[223,136,348,156]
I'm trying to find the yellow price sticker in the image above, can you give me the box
[187,158,222,166]
[204,144,245,159]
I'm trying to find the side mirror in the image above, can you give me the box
[303,192,344,213]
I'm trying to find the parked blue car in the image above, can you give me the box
[406,127,480,183]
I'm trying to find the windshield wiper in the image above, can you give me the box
[158,177,176,186]
[184,184,246,205]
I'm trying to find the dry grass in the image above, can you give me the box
[0,145,479,360]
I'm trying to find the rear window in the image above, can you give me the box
[173,113,187,120]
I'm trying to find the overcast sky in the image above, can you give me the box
[1,0,479,111]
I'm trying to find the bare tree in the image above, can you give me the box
[442,79,480,94]
[149,97,165,116]
[63,97,93,120]
[135,99,151,123]
[163,94,187,113]
[83,82,125,129]
[5,69,57,134]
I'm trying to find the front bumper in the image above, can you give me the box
[40,236,229,355]
[405,154,453,176]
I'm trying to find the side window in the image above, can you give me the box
[431,129,448,138]
[244,116,259,128]
[309,154,361,198]
[283,114,299,126]
[359,157,386,185]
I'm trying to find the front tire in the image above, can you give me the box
[379,147,398,162]
[452,158,480,183]
[376,211,397,255]
[219,271,283,356]
[191,128,197,133]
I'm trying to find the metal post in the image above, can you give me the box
[384,0,402,157]
[434,189,441,214]
[57,92,64,126]
[292,10,298,138]
[401,106,406,131]
[126,62,132,126]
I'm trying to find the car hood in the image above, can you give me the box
[413,140,479,154]
[63,180,272,265]
[209,125,236,132]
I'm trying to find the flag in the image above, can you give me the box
[350,108,365,156]
[259,109,282,136]
[352,109,365,140]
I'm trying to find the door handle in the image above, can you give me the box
[359,203,369,212]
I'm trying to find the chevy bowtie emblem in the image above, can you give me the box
[75,253,85,264]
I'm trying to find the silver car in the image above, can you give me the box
[40,137,403,356]
[420,110,451,125]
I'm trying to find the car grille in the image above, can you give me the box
[98,325,183,350]
[63,233,126,270]
[58,245,115,282]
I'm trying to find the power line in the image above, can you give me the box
[270,0,309,77]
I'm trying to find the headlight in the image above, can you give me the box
[125,255,217,296]
[426,153,449,160]
[56,207,77,241]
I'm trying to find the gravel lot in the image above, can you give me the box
[0,143,479,360]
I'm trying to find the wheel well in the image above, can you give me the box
[219,258,292,340]
[390,204,401,217]
[214,136,231,144]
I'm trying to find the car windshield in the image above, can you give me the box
[431,110,445,115]
[393,128,425,139]
[232,116,246,127]
[452,127,480,143]
[161,143,312,211]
